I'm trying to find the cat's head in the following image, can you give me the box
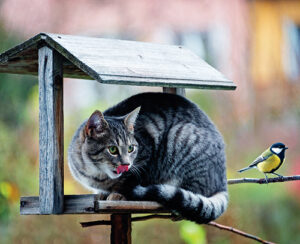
[81,107,140,179]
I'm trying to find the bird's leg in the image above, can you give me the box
[264,173,269,184]
[271,172,283,178]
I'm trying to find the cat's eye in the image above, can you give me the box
[128,145,134,153]
[108,146,118,155]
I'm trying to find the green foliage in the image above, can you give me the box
[180,221,206,244]
[0,74,37,127]
[132,218,183,244]
[0,27,38,242]
[229,181,300,243]
[0,24,37,127]
[187,90,216,115]
[0,193,10,222]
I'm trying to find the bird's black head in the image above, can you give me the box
[270,142,288,156]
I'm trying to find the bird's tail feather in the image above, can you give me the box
[124,184,228,224]
[238,166,252,173]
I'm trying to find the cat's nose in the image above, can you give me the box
[120,156,130,166]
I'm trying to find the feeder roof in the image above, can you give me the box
[0,33,236,90]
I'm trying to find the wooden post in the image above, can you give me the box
[163,87,186,96]
[163,87,186,97]
[38,46,64,214]
[111,214,132,244]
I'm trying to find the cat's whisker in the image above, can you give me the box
[130,165,142,181]
[131,164,141,172]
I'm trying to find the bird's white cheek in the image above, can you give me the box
[272,148,282,154]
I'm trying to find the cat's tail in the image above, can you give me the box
[125,185,228,224]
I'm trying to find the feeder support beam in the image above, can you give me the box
[163,87,186,96]
[38,46,64,214]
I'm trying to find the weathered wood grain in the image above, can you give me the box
[94,200,166,213]
[163,87,186,96]
[20,195,168,215]
[111,214,131,244]
[20,196,39,215]
[0,33,236,90]
[0,46,90,79]
[38,46,64,214]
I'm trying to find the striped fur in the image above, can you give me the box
[68,92,228,223]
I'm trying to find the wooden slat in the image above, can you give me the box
[20,195,168,215]
[94,200,166,213]
[20,196,39,215]
[0,33,236,90]
[38,46,64,214]
[47,33,235,89]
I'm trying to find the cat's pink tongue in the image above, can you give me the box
[117,165,129,174]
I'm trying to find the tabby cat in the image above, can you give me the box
[68,92,228,223]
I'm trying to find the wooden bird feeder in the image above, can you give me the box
[0,33,236,243]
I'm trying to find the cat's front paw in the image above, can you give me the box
[95,192,109,200]
[107,192,127,201]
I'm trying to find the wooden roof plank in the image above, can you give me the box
[98,75,235,90]
[0,33,236,90]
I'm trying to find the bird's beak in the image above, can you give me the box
[284,147,288,150]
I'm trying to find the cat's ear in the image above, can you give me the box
[124,106,141,132]
[85,110,109,138]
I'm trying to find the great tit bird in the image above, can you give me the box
[238,142,288,183]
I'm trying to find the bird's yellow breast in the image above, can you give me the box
[257,154,282,173]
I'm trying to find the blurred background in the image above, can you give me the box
[0,0,300,243]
